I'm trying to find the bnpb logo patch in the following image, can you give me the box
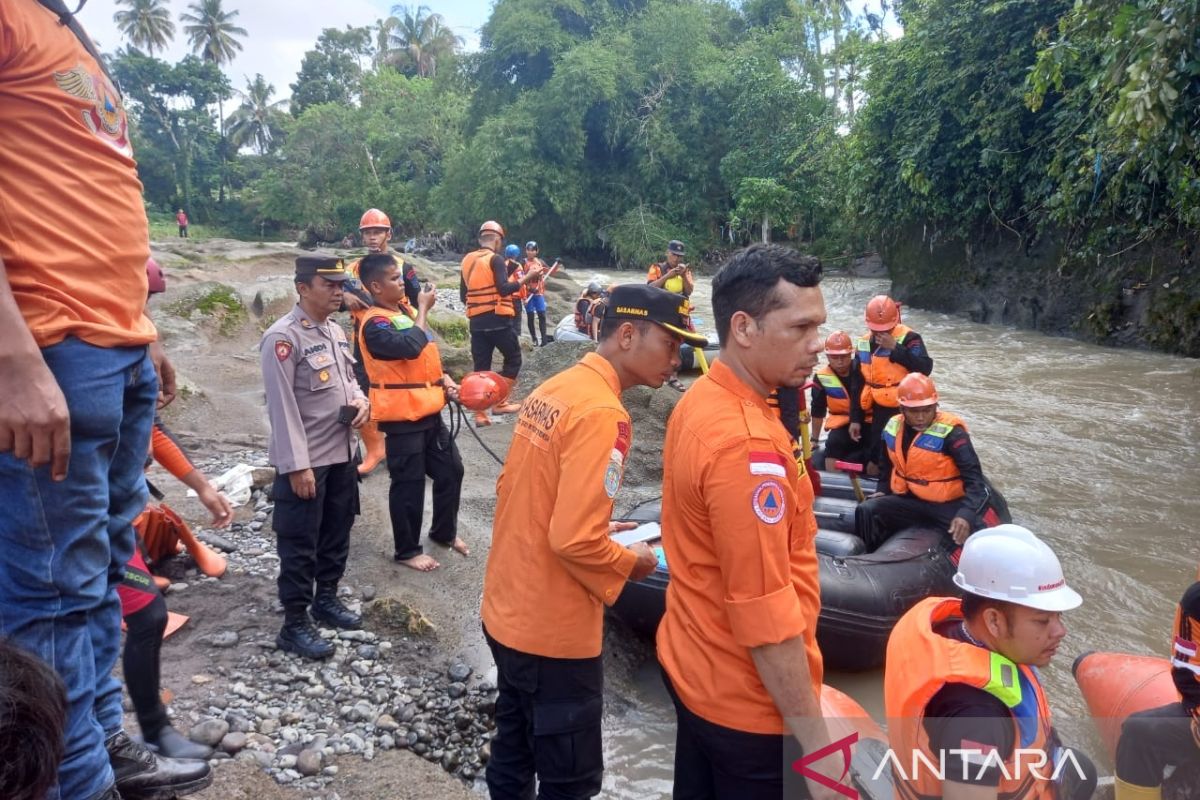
[751,480,786,524]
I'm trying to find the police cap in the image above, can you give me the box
[295,254,350,282]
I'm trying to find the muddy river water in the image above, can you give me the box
[571,269,1200,797]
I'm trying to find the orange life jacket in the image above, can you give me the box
[358,304,446,422]
[885,597,1055,800]
[573,291,595,332]
[884,410,967,503]
[462,248,514,318]
[814,365,873,429]
[856,324,914,407]
[524,257,546,296]
[505,259,528,303]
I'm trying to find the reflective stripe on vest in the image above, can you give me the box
[884,411,967,503]
[856,324,913,407]
[816,367,851,430]
[358,305,446,422]
[884,597,1055,800]
[462,249,514,318]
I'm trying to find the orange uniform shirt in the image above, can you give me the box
[481,352,639,659]
[0,4,155,348]
[657,359,823,734]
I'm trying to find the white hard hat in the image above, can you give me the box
[953,524,1082,612]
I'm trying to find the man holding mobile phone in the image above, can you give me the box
[260,254,371,660]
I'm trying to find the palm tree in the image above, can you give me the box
[372,17,397,69]
[113,0,175,56]
[226,75,288,155]
[386,4,462,78]
[180,0,247,66]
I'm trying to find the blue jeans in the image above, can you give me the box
[0,338,157,800]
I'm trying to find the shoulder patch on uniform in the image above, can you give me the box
[613,420,632,461]
[751,480,786,524]
[373,318,393,329]
[749,450,787,477]
[274,340,293,361]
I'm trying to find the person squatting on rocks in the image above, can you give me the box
[0,638,68,800]
[854,372,1009,553]
[522,240,555,346]
[480,284,702,798]
[811,330,872,470]
[1113,570,1200,800]
[119,417,233,761]
[0,4,211,798]
[850,294,933,475]
[574,282,603,335]
[356,252,469,573]
[656,244,843,800]
[646,239,696,392]
[884,525,1097,800]
[459,220,545,426]
[344,208,421,477]
[260,255,371,661]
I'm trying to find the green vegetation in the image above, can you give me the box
[169,284,246,335]
[428,314,469,347]
[109,0,1198,282]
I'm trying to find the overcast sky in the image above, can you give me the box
[78,0,896,103]
[78,0,492,99]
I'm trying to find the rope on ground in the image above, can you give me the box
[445,401,507,467]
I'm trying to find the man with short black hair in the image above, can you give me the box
[261,255,371,660]
[658,243,842,799]
[482,283,706,798]
[884,524,1096,800]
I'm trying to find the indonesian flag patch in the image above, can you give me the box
[749,451,787,477]
[1175,636,1198,659]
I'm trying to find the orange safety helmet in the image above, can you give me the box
[479,220,506,238]
[865,295,900,332]
[458,371,510,411]
[824,330,853,355]
[359,209,391,230]
[146,257,166,294]
[896,373,938,408]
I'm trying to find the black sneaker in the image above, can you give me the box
[310,587,362,630]
[276,614,335,660]
[107,731,212,800]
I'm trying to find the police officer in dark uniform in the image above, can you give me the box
[260,255,371,660]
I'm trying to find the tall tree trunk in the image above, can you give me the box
[762,212,771,244]
[831,7,842,114]
[217,95,226,204]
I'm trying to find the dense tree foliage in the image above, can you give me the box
[111,0,1198,269]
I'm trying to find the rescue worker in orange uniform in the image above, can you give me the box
[851,294,933,474]
[884,524,1096,800]
[344,208,421,476]
[1113,570,1200,800]
[647,239,695,391]
[481,284,706,799]
[811,330,871,470]
[459,220,544,426]
[855,373,1008,552]
[503,244,527,340]
[357,253,467,572]
[657,244,844,800]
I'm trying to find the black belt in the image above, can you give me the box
[370,382,436,390]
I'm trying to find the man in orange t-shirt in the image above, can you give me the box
[481,284,707,798]
[0,5,205,800]
[657,244,843,800]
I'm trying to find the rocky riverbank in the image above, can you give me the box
[139,237,678,798]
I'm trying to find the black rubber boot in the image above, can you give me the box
[310,585,362,630]
[143,724,214,761]
[107,730,212,800]
[276,611,335,660]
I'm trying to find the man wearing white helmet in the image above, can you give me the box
[884,525,1097,800]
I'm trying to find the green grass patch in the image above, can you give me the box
[428,313,469,346]
[169,284,247,336]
